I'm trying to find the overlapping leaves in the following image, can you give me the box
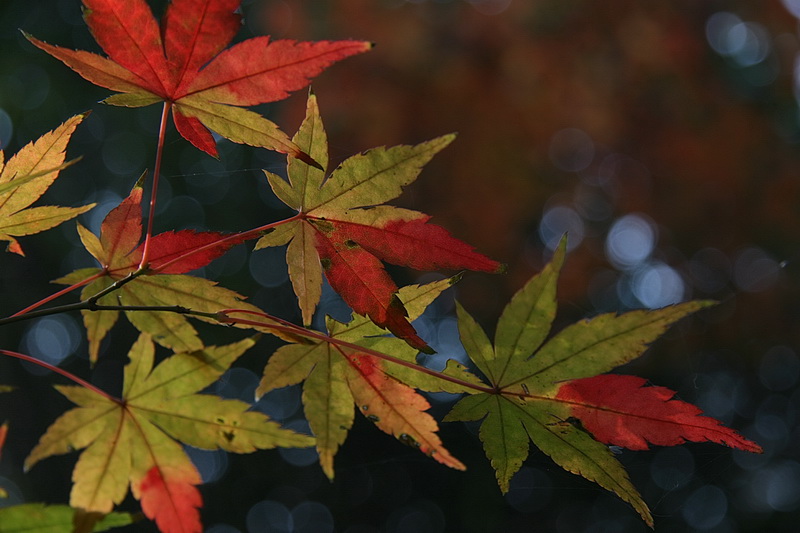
[55,180,256,362]
[442,238,762,526]
[255,278,470,480]
[0,114,93,255]
[26,334,313,533]
[26,0,371,159]
[257,93,503,352]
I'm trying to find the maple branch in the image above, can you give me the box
[84,270,143,305]
[9,270,104,318]
[0,349,120,403]
[139,101,172,270]
[219,309,497,395]
[1,270,151,326]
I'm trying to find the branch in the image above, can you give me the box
[0,349,120,403]
[139,101,172,269]
[0,286,219,326]
[219,309,498,395]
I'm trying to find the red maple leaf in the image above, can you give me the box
[26,0,371,158]
[82,183,245,277]
[136,466,203,533]
[259,93,504,352]
[556,374,763,453]
[312,217,502,352]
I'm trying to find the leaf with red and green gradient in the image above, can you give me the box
[556,374,762,452]
[442,237,760,528]
[77,180,247,277]
[0,114,94,255]
[25,0,371,158]
[25,334,313,533]
[257,92,502,350]
[256,279,470,480]
[57,182,255,361]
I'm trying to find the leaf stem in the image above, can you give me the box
[9,270,104,318]
[0,349,119,403]
[139,101,172,270]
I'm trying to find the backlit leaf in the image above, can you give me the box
[26,335,313,533]
[556,374,762,452]
[59,184,258,362]
[26,0,371,157]
[0,114,94,255]
[257,278,468,479]
[260,93,503,351]
[444,238,759,527]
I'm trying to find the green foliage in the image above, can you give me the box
[0,1,762,532]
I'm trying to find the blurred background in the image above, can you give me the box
[1,0,800,531]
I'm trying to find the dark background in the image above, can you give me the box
[1,0,800,531]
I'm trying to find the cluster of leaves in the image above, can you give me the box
[0,0,761,532]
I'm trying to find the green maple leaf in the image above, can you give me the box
[0,503,137,533]
[443,237,761,527]
[255,277,477,480]
[0,114,94,255]
[55,180,271,363]
[257,92,503,352]
[25,334,313,533]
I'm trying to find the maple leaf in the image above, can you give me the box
[26,0,371,159]
[0,504,136,533]
[442,237,760,527]
[0,114,94,255]
[556,374,763,452]
[257,93,503,351]
[55,180,264,362]
[25,334,314,533]
[256,279,469,480]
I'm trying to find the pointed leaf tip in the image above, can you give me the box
[294,149,324,170]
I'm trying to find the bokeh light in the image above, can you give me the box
[246,500,292,533]
[255,383,302,422]
[681,485,728,530]
[291,501,335,533]
[630,261,686,308]
[733,247,780,292]
[185,446,229,484]
[604,214,656,270]
[249,246,290,288]
[277,419,318,467]
[385,500,445,533]
[538,205,584,251]
[2,1,799,531]
[759,346,800,391]
[20,315,81,374]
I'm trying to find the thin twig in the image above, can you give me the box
[139,101,172,269]
[0,349,120,403]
